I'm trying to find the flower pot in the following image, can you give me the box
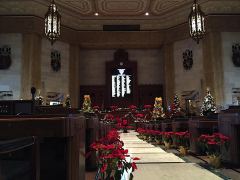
[208,155,221,168]
[179,146,187,156]
[164,141,171,149]
[138,135,143,139]
[148,136,154,142]
[143,135,147,140]
[155,138,161,145]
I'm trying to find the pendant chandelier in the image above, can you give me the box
[188,0,205,44]
[45,0,61,45]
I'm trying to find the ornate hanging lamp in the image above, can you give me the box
[45,0,61,45]
[188,0,205,44]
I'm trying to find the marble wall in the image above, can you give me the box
[173,38,204,96]
[0,33,22,100]
[221,32,240,106]
[41,38,70,98]
[79,49,164,85]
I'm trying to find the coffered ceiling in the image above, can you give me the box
[0,0,240,30]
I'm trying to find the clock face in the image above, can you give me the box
[183,50,193,70]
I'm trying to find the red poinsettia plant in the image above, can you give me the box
[162,132,174,143]
[104,113,115,123]
[129,105,137,110]
[93,105,100,112]
[135,113,144,119]
[173,131,190,147]
[115,119,134,132]
[198,133,230,156]
[143,104,152,110]
[90,129,139,180]
[110,105,118,111]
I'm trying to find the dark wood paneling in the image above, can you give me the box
[79,85,164,109]
[138,85,163,107]
[79,85,105,109]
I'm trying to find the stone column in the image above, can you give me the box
[202,32,224,106]
[21,33,42,99]
[69,44,80,108]
[163,43,175,107]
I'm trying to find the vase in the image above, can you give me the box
[179,146,187,156]
[164,141,171,149]
[208,155,221,168]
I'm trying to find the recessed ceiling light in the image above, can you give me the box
[94,12,99,16]
[145,12,149,16]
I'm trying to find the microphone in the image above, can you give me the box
[31,87,36,101]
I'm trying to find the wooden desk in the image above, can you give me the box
[0,115,86,180]
[84,113,99,170]
[172,118,189,132]
[189,116,218,154]
[161,120,172,132]
[219,111,240,165]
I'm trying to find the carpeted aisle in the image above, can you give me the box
[120,131,223,180]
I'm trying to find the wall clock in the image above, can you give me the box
[51,50,61,72]
[232,44,240,67]
[183,49,193,70]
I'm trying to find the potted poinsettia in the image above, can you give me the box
[154,131,162,145]
[136,128,146,140]
[173,131,190,156]
[198,133,230,168]
[122,119,129,133]
[162,132,174,149]
[103,113,115,123]
[90,129,139,179]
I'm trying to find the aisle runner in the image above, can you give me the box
[120,131,222,180]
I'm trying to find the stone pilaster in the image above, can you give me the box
[69,44,80,108]
[163,43,175,107]
[202,32,224,106]
[21,33,42,99]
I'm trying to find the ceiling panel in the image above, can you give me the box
[96,0,150,15]
[57,0,94,15]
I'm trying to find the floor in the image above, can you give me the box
[86,131,240,180]
[120,131,223,180]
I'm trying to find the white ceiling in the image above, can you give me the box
[0,0,240,30]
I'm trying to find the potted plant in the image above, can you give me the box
[198,133,230,168]
[90,129,139,179]
[154,131,162,145]
[173,131,190,156]
[162,132,173,149]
